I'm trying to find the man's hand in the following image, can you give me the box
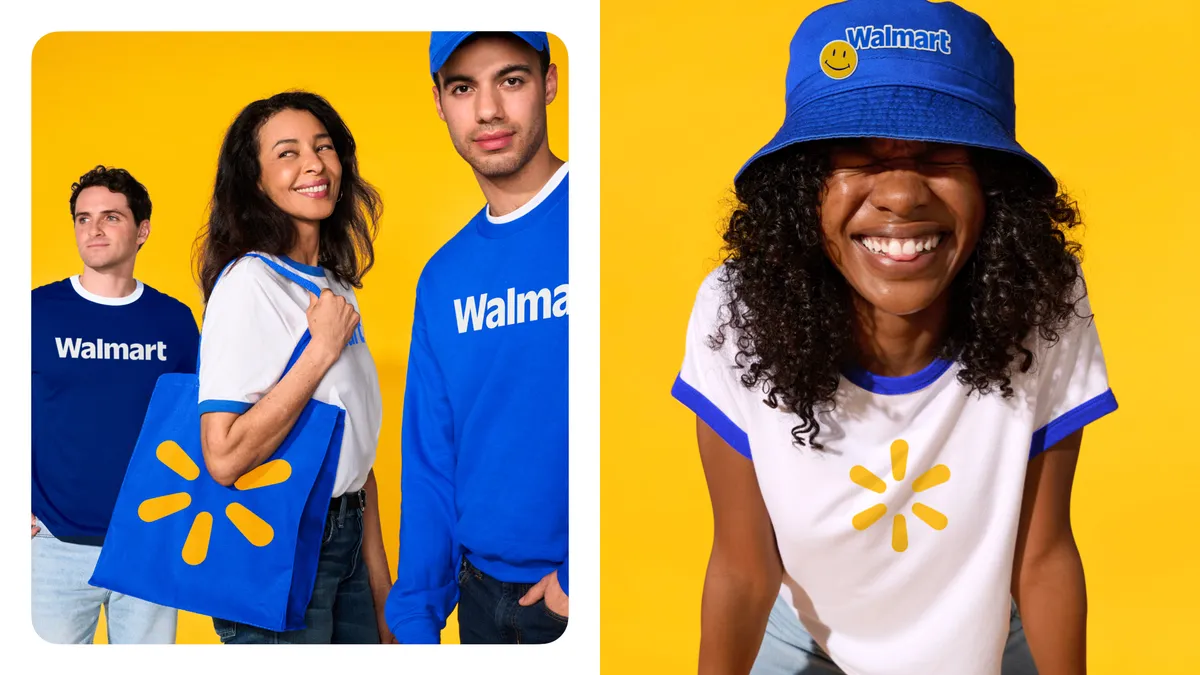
[31,514,39,538]
[518,570,569,618]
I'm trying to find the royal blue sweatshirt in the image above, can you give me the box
[386,166,569,643]
[32,277,199,545]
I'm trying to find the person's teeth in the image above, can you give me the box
[860,235,946,256]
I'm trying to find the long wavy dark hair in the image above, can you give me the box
[194,90,381,301]
[711,143,1084,449]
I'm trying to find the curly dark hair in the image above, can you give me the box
[711,143,1085,449]
[70,165,152,224]
[194,90,381,301]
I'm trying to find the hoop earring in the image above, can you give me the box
[336,190,343,204]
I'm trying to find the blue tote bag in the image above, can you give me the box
[91,254,343,632]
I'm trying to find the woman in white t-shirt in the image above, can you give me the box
[193,91,389,644]
[672,2,1116,674]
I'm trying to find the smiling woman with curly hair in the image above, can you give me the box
[669,2,1118,675]
[716,143,1085,451]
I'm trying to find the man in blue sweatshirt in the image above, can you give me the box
[32,166,199,643]
[385,31,568,644]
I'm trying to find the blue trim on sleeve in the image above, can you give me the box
[279,255,326,277]
[1029,388,1118,460]
[671,373,752,460]
[196,335,310,417]
[198,399,253,415]
[843,358,953,395]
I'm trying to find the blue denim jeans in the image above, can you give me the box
[31,516,177,644]
[456,557,568,644]
[211,497,379,644]
[751,593,1038,674]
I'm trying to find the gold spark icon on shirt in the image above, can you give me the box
[849,439,949,552]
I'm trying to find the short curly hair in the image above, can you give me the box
[711,142,1085,450]
[69,165,152,224]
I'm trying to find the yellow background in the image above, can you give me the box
[601,0,1198,672]
[30,31,568,645]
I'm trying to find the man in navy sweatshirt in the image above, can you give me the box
[32,166,199,643]
[386,31,569,644]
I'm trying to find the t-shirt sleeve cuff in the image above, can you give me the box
[1029,388,1118,459]
[671,373,752,460]
[198,399,253,415]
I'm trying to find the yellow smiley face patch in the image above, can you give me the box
[820,40,858,80]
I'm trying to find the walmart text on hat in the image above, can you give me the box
[845,25,952,55]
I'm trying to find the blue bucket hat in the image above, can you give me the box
[429,31,550,75]
[736,0,1052,186]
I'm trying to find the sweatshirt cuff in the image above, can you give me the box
[558,556,569,597]
[391,618,441,645]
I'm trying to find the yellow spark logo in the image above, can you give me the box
[850,439,950,552]
[137,440,289,565]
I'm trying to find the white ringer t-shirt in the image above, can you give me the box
[198,253,382,497]
[671,266,1116,675]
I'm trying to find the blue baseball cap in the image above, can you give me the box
[429,31,550,75]
[736,0,1052,186]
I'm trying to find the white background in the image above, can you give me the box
[4,1,600,672]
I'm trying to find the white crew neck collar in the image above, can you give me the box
[485,162,570,224]
[70,275,144,306]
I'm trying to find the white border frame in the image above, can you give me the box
[6,1,599,672]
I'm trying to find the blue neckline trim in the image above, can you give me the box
[842,358,954,395]
[476,171,568,239]
[279,255,325,277]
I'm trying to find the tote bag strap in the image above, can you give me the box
[197,253,322,378]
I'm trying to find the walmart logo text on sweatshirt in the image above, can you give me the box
[454,284,569,334]
[55,337,169,361]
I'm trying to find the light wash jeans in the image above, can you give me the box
[751,593,1037,674]
[31,516,177,644]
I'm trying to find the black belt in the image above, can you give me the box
[330,488,367,512]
